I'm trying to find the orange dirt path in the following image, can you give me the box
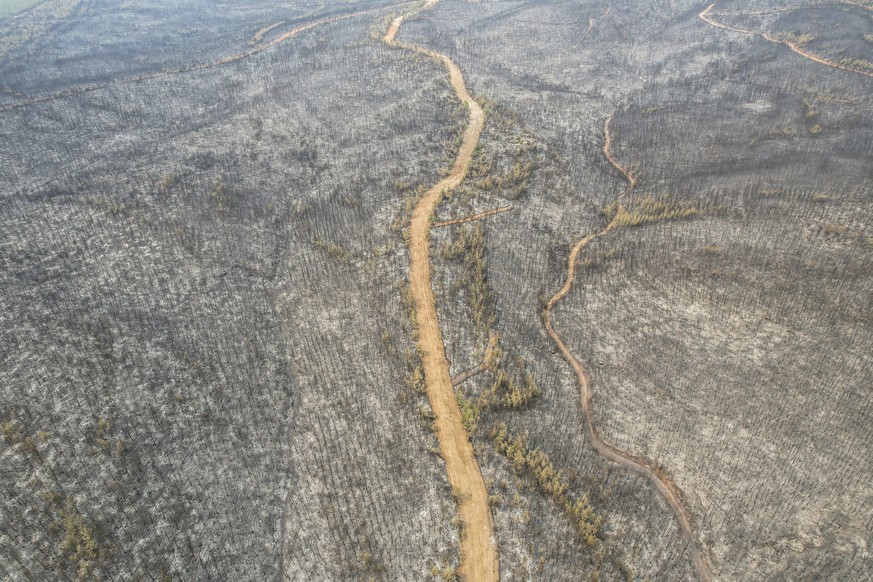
[384,3,499,581]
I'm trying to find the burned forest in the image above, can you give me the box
[1,0,871,580]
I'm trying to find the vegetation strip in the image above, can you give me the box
[0,1,415,112]
[540,120,713,581]
[491,423,604,545]
[432,207,513,228]
[384,3,499,580]
[699,2,873,79]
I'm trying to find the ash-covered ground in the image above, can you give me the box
[1,0,871,580]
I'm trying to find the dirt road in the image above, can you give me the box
[602,116,636,193]
[540,122,713,581]
[542,225,712,582]
[384,3,499,581]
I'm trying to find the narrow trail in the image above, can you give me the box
[384,3,499,581]
[602,116,637,196]
[451,330,499,387]
[433,206,513,228]
[541,121,713,581]
[0,1,414,113]
[699,2,873,79]
[575,8,610,48]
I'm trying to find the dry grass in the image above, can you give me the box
[251,21,283,45]
[782,33,815,48]
[602,195,699,228]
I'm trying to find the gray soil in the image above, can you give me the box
[1,0,871,580]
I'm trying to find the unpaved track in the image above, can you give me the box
[542,229,712,582]
[384,3,499,581]
[602,116,637,193]
[700,3,873,79]
[433,206,513,228]
[0,1,414,113]
[451,330,499,387]
[541,123,713,581]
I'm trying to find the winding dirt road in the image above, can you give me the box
[384,3,499,581]
[700,3,873,79]
[541,121,713,581]
[602,116,637,194]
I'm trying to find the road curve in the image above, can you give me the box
[384,3,499,581]
[541,122,713,581]
[602,116,637,193]
[542,228,712,582]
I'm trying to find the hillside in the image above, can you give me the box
[1,0,870,580]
